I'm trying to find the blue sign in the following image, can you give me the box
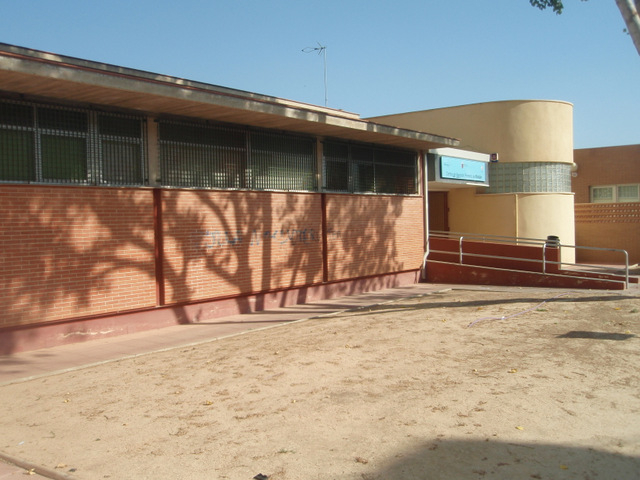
[439,156,487,183]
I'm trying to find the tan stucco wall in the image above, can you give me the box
[446,190,575,262]
[447,189,516,236]
[517,194,575,249]
[371,100,574,165]
[373,100,576,252]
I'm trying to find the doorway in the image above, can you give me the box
[428,191,449,232]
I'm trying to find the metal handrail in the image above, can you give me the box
[429,231,631,288]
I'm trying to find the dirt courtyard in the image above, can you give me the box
[1,287,639,479]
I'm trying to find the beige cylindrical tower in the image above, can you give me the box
[371,100,576,258]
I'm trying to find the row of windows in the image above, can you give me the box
[324,142,417,194]
[591,184,640,203]
[0,98,419,195]
[158,121,318,191]
[0,100,145,185]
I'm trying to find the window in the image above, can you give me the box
[590,186,614,203]
[159,121,247,189]
[0,98,146,186]
[249,131,317,191]
[159,120,318,192]
[98,114,145,185]
[323,140,418,194]
[323,142,349,192]
[617,184,639,203]
[590,184,639,203]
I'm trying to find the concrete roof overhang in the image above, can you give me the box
[0,43,459,151]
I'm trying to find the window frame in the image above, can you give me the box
[590,184,640,203]
[0,98,147,186]
[158,119,318,192]
[322,140,419,195]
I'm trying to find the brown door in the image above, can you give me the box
[428,191,449,232]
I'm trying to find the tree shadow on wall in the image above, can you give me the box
[2,186,413,354]
[364,438,640,480]
[160,189,326,319]
[325,194,409,290]
[1,188,159,353]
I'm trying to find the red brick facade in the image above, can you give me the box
[574,203,640,264]
[326,195,425,281]
[0,186,156,328]
[0,186,425,332]
[161,190,324,304]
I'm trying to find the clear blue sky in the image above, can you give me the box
[1,0,637,148]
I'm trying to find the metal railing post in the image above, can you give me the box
[624,250,629,288]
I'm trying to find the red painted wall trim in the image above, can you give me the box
[153,188,165,306]
[321,193,329,283]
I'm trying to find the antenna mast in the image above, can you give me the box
[302,43,328,107]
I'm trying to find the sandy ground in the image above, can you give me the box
[1,287,639,480]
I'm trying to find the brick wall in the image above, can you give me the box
[0,186,156,328]
[161,190,324,304]
[325,195,424,281]
[1,187,426,330]
[575,203,640,264]
[573,145,640,203]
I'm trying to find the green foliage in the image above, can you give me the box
[529,0,565,14]
[529,0,591,15]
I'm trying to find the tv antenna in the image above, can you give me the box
[302,43,328,107]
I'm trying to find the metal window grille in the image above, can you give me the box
[323,141,349,191]
[97,113,147,186]
[159,120,318,192]
[249,131,317,191]
[322,140,418,194]
[159,121,248,189]
[0,98,146,186]
[373,148,417,194]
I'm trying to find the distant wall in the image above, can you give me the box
[573,145,640,203]
[575,203,640,264]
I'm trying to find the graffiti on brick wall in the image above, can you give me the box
[193,227,343,250]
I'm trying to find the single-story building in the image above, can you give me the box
[0,43,465,353]
[2,43,606,353]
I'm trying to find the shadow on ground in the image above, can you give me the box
[338,291,637,319]
[369,438,640,480]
